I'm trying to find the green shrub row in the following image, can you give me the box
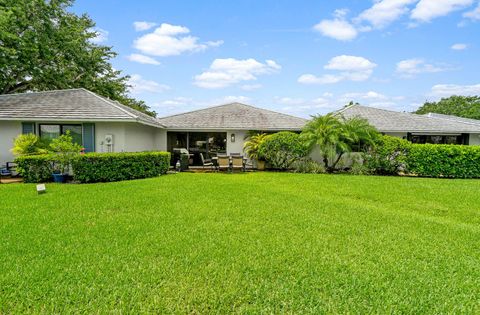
[365,135,480,178]
[15,151,170,183]
[407,144,480,178]
[71,152,170,183]
[15,155,55,183]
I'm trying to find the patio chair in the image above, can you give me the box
[231,155,245,172]
[200,153,214,170]
[230,152,241,156]
[217,155,231,172]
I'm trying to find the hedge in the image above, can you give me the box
[365,135,480,178]
[71,151,170,183]
[15,151,170,183]
[15,155,55,183]
[407,144,480,178]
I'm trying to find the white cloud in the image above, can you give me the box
[313,10,358,41]
[396,58,452,77]
[133,23,223,57]
[127,53,161,65]
[241,84,262,91]
[430,83,480,97]
[341,91,389,100]
[128,74,170,94]
[313,18,358,41]
[411,0,474,22]
[194,58,281,89]
[221,95,251,103]
[463,2,480,19]
[90,28,108,44]
[451,43,468,50]
[298,74,344,85]
[133,21,157,31]
[298,55,377,85]
[356,0,417,29]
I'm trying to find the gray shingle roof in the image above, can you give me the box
[0,88,163,128]
[157,102,308,130]
[338,104,480,134]
[424,113,480,126]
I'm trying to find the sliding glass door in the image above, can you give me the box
[167,132,227,165]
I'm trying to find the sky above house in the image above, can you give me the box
[72,0,480,118]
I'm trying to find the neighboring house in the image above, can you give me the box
[0,89,166,165]
[2,89,480,167]
[157,102,307,165]
[338,104,480,145]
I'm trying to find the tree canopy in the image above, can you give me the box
[415,95,480,120]
[0,0,155,116]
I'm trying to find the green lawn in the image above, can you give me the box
[1,173,480,313]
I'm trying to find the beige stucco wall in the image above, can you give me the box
[227,130,247,155]
[95,122,127,153]
[469,134,480,145]
[154,129,167,151]
[0,121,22,165]
[95,122,166,153]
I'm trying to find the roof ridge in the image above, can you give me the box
[0,87,86,97]
[157,102,307,121]
[333,103,358,116]
[82,89,139,120]
[425,112,480,126]
[157,103,245,120]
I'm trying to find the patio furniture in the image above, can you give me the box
[0,164,12,184]
[217,156,231,172]
[200,153,214,170]
[230,152,241,156]
[231,155,245,172]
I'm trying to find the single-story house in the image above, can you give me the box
[1,89,480,167]
[0,88,306,166]
[338,104,480,145]
[0,88,167,165]
[156,102,307,165]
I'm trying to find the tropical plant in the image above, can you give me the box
[49,131,82,174]
[291,157,326,174]
[243,133,269,161]
[10,133,49,156]
[301,114,379,172]
[0,0,155,116]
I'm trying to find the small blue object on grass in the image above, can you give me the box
[52,173,67,183]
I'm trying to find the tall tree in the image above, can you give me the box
[415,95,480,120]
[0,0,155,116]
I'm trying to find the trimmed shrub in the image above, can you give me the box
[365,135,480,178]
[71,151,170,183]
[364,135,410,175]
[407,144,480,178]
[15,155,54,183]
[258,132,308,170]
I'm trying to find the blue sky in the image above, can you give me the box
[73,0,480,118]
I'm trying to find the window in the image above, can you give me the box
[409,134,465,145]
[39,124,83,145]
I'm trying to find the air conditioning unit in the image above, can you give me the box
[105,134,114,145]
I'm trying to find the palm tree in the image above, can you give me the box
[301,114,379,172]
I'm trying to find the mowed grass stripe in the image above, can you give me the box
[1,173,480,313]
